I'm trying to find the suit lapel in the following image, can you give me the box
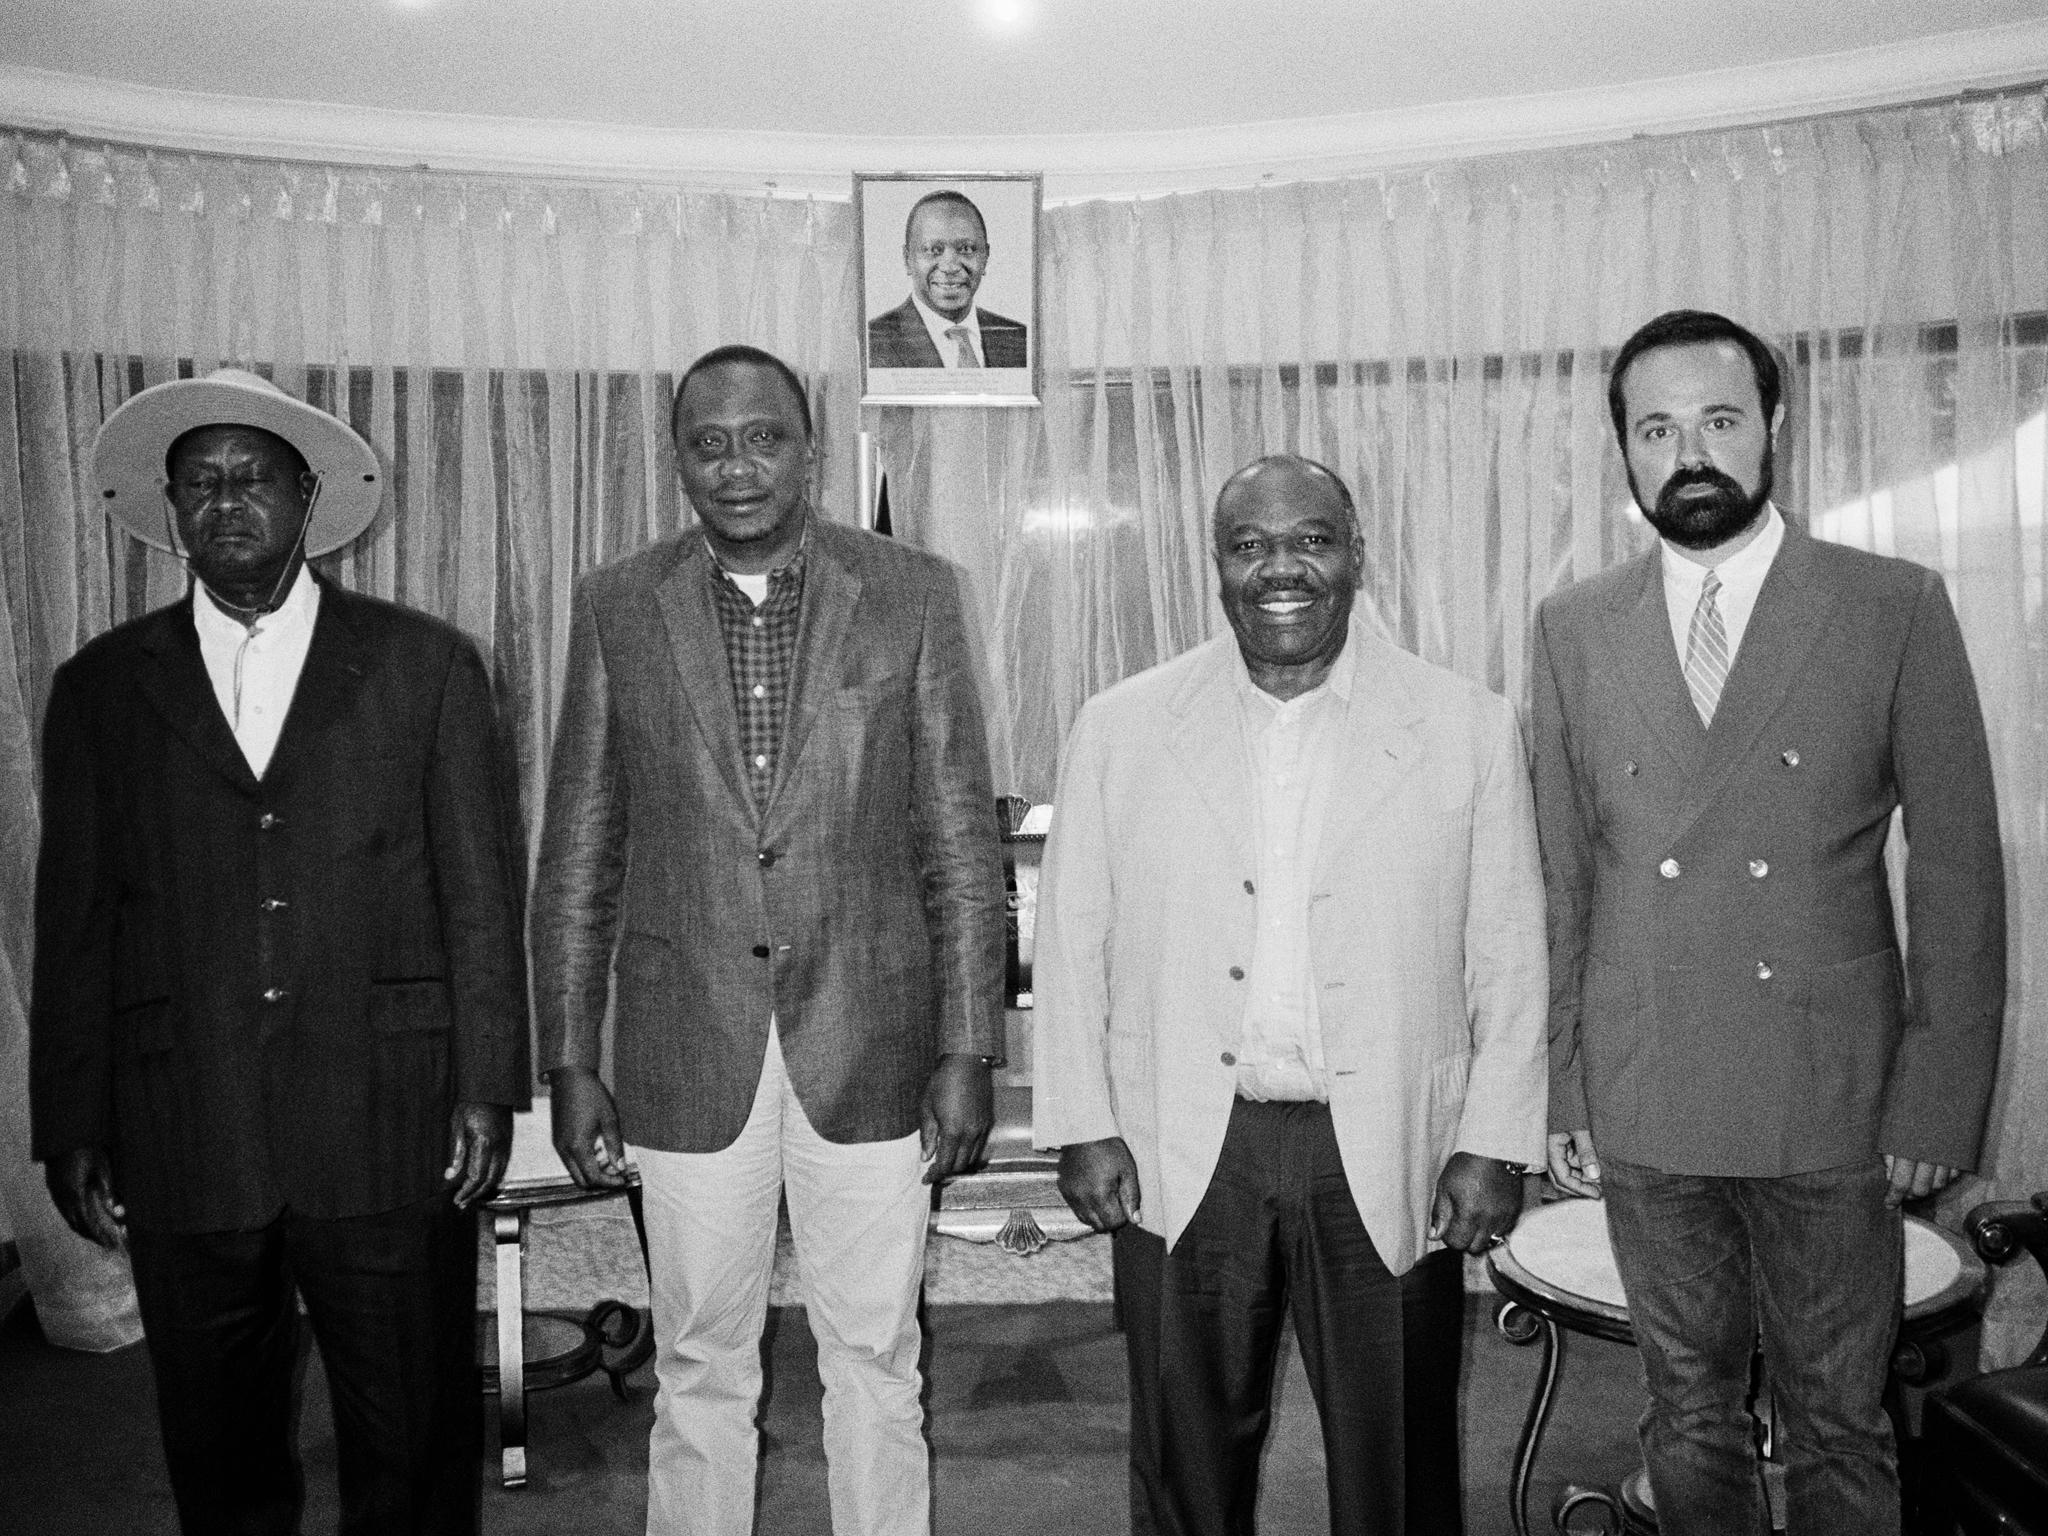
[1313,632,1424,879]
[260,582,371,792]
[1671,522,1832,839]
[655,541,752,817]
[1605,549,1708,776]
[1166,641,1254,872]
[770,531,859,814]
[134,598,260,795]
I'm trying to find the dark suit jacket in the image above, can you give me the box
[868,297,1028,369]
[29,580,531,1233]
[1532,520,2005,1177]
[530,519,1005,1153]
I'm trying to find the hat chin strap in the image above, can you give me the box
[165,475,322,625]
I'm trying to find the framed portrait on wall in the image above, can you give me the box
[856,172,1041,407]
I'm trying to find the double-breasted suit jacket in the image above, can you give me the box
[1032,620,1549,1273]
[530,520,1005,1152]
[30,580,532,1233]
[1531,519,2006,1177]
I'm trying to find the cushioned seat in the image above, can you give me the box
[1922,1192,2048,1536]
[1925,1367,2048,1533]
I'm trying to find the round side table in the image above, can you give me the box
[1487,1197,1983,1536]
[480,1111,652,1488]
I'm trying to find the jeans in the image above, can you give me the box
[1599,1155,1903,1536]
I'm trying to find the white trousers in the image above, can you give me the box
[630,1025,932,1536]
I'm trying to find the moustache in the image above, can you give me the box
[1248,581,1322,601]
[1658,466,1745,503]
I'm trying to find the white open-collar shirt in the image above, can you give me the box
[192,563,320,778]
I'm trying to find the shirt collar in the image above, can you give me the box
[192,562,318,642]
[1659,502,1785,591]
[912,292,982,353]
[704,526,809,593]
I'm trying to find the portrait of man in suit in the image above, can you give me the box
[31,369,531,1534]
[867,188,1029,370]
[1032,454,1548,1536]
[1532,310,2007,1536]
[530,344,1006,1536]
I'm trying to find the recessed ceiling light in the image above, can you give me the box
[976,0,1037,39]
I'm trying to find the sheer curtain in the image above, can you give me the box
[4,92,2044,1362]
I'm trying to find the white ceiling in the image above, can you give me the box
[7,1,2048,196]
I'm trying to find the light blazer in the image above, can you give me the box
[530,519,1006,1153]
[867,298,1028,369]
[1031,621,1548,1271]
[1531,519,2005,1177]
[30,581,532,1233]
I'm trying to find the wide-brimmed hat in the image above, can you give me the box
[92,368,383,556]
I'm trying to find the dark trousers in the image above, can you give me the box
[1600,1155,1904,1536]
[1114,1098,1466,1536]
[126,1191,481,1536]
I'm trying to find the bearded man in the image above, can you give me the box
[1530,309,2006,1536]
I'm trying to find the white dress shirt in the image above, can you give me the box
[911,292,984,368]
[192,564,320,778]
[1228,636,1358,1102]
[1659,502,1785,669]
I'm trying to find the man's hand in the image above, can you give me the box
[1547,1129,1602,1199]
[1056,1137,1142,1233]
[1883,1155,1961,1208]
[548,1066,629,1189]
[45,1147,126,1249]
[920,1054,993,1185]
[444,1102,515,1208]
[1430,1151,1526,1254]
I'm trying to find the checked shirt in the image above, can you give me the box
[707,540,807,810]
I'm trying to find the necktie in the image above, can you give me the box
[945,325,981,369]
[1684,569,1730,726]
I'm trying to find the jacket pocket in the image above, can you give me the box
[366,978,452,1034]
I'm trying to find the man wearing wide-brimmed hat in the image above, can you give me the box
[29,368,530,1534]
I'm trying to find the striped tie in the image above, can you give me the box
[945,325,981,369]
[1684,569,1730,726]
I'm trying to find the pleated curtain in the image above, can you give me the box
[3,92,2044,1361]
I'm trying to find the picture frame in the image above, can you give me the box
[856,172,1041,407]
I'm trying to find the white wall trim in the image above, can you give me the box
[5,19,2047,203]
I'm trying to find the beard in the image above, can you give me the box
[1635,457,1773,551]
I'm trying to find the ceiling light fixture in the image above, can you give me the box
[975,0,1037,39]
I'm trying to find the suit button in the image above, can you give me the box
[1749,859,1769,879]
[260,897,288,911]
[752,944,770,959]
[1228,966,1245,980]
[1220,1052,1237,1066]
[1624,760,1639,776]
[758,850,777,867]
[1755,961,1774,981]
[262,987,287,1003]
[1659,858,1681,879]
[259,812,283,830]
[1780,749,1801,767]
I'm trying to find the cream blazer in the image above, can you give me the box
[1032,620,1548,1272]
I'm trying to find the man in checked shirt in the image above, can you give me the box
[530,344,1006,1536]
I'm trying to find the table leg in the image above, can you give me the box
[493,1209,528,1488]
[1497,1301,1562,1536]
